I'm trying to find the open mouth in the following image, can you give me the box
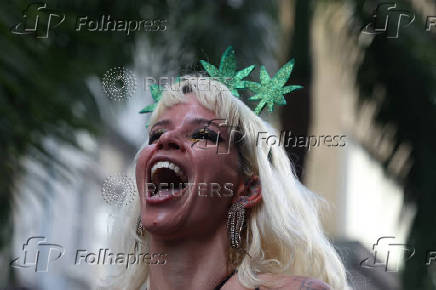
[147,160,189,197]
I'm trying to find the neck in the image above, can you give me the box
[148,223,233,290]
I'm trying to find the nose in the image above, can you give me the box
[156,130,186,152]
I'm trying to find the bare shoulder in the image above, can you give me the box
[256,274,332,290]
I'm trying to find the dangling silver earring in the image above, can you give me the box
[136,216,144,236]
[227,201,245,249]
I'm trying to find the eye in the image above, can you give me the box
[191,128,223,143]
[149,128,166,144]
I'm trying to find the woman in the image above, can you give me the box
[105,76,349,290]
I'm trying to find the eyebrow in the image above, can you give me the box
[190,118,225,128]
[150,119,171,130]
[150,117,225,131]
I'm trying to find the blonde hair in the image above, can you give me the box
[101,76,349,289]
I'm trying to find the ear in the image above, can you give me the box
[234,175,262,208]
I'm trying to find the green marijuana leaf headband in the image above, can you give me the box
[199,46,254,98]
[244,59,303,115]
[139,83,164,114]
[139,46,302,117]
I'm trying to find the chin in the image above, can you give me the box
[141,209,190,239]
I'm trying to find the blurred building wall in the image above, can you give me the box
[304,1,413,248]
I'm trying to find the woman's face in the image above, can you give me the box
[136,93,243,239]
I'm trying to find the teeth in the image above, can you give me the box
[174,166,184,177]
[150,161,187,181]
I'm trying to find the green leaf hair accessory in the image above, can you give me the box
[139,83,163,114]
[245,59,303,115]
[140,77,181,127]
[200,46,254,98]
[140,77,181,114]
[138,47,302,119]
